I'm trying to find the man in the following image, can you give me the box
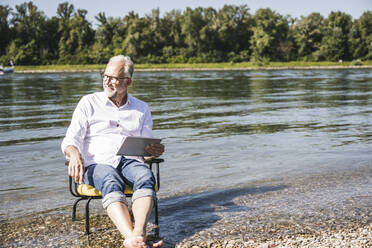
[61,55,164,248]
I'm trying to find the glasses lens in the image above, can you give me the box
[102,74,120,84]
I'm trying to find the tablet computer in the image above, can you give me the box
[116,136,162,156]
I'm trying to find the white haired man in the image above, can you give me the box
[62,55,164,248]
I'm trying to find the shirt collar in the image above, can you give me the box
[102,92,132,108]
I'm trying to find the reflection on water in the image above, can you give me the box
[0,69,371,220]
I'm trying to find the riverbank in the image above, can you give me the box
[12,61,372,73]
[0,212,370,248]
[1,165,370,247]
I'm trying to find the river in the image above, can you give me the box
[0,69,371,224]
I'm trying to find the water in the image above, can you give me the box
[0,69,371,221]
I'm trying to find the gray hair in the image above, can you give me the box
[109,55,134,78]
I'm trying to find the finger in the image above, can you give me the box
[145,144,151,152]
[73,161,80,183]
[70,161,76,179]
[68,161,73,177]
[79,163,84,184]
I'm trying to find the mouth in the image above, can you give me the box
[104,85,115,91]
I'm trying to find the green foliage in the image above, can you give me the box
[350,59,363,65]
[250,8,290,62]
[0,2,371,65]
[292,13,325,60]
[0,5,12,57]
[318,11,353,61]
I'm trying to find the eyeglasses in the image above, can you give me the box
[100,72,130,84]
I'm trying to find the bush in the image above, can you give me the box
[166,55,187,63]
[250,56,270,66]
[350,59,363,66]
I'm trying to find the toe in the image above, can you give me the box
[152,240,163,248]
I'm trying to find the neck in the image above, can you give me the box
[110,93,127,108]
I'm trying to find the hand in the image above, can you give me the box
[145,143,164,158]
[66,146,85,184]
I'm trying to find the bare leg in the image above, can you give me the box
[107,202,147,248]
[132,196,153,235]
[132,196,163,247]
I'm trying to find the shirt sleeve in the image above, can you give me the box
[141,105,153,138]
[61,97,89,157]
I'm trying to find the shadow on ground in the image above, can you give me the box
[157,185,288,247]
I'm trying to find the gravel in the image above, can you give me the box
[1,166,370,247]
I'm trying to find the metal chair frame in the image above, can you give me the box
[66,158,164,236]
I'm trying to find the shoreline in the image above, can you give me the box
[12,65,372,73]
[1,166,370,247]
[0,210,370,247]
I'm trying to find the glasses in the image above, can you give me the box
[100,72,130,84]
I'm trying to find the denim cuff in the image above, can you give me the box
[132,188,157,203]
[102,191,128,209]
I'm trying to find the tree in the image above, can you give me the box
[355,11,372,59]
[250,8,290,62]
[91,12,122,63]
[181,7,207,57]
[57,2,94,64]
[215,5,253,57]
[0,3,370,65]
[7,2,50,65]
[319,11,352,61]
[0,5,12,59]
[292,13,325,60]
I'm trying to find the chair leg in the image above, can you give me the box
[154,200,159,238]
[72,198,85,221]
[85,197,93,235]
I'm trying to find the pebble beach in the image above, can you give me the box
[1,165,370,247]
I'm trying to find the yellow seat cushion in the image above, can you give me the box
[77,184,158,197]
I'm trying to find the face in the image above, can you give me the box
[102,60,131,99]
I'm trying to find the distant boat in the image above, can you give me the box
[0,61,14,75]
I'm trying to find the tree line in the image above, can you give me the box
[0,1,371,65]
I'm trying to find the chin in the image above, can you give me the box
[104,88,116,98]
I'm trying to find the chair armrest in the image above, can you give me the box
[144,157,164,164]
[144,158,164,190]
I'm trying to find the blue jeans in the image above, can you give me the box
[83,157,156,209]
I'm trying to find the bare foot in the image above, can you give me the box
[123,236,147,248]
[131,228,163,248]
[150,239,163,248]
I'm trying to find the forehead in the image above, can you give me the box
[104,61,125,76]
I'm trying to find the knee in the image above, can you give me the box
[133,170,155,191]
[101,173,124,192]
[102,191,128,209]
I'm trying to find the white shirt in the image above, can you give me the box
[61,92,153,167]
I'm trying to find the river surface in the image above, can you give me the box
[0,69,371,222]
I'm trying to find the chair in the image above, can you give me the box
[66,158,164,236]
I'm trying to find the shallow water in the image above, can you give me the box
[0,69,371,221]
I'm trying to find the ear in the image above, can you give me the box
[126,78,132,86]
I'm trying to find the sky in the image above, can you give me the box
[2,0,371,27]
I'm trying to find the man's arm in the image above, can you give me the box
[65,145,85,184]
[62,96,89,184]
[141,104,165,159]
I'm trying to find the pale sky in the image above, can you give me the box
[2,0,371,27]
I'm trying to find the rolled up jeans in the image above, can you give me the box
[83,157,156,209]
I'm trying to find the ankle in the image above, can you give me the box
[132,227,145,237]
